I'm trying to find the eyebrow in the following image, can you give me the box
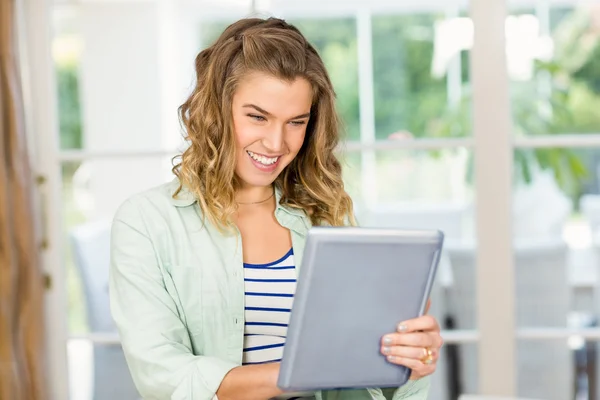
[242,104,311,120]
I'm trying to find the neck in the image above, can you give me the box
[235,185,274,205]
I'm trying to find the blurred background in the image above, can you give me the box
[15,0,600,399]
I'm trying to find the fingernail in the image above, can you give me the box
[397,323,408,333]
[387,355,396,362]
[382,346,391,355]
[383,336,393,345]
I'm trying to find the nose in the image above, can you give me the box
[262,124,285,154]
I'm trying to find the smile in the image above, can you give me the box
[247,150,280,166]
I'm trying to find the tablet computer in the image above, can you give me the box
[277,227,444,392]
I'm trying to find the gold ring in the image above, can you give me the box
[421,347,434,365]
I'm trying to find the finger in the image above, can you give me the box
[424,299,431,314]
[396,315,439,333]
[381,345,439,361]
[382,332,435,348]
[384,355,436,379]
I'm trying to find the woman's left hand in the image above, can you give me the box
[379,300,443,380]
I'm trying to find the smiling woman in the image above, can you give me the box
[109,17,442,400]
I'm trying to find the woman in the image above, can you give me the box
[109,17,443,400]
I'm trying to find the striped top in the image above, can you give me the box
[243,249,314,399]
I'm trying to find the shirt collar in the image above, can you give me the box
[274,187,311,234]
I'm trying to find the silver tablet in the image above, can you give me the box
[278,227,444,392]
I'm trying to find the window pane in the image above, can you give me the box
[343,148,473,229]
[53,7,83,150]
[511,147,600,331]
[52,4,191,152]
[68,340,138,400]
[517,338,599,400]
[62,157,173,334]
[510,5,600,135]
[372,13,472,139]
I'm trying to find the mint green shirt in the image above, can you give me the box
[109,180,430,400]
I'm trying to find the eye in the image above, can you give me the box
[247,114,266,122]
[289,120,307,126]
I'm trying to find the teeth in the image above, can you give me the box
[247,151,278,165]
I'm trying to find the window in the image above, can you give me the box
[39,1,600,399]
[506,4,600,399]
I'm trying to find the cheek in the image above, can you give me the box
[234,120,258,149]
[288,131,307,154]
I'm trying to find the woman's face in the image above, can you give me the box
[231,71,312,190]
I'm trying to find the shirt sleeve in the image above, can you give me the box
[391,377,430,399]
[109,198,238,400]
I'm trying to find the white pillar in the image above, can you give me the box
[471,0,515,395]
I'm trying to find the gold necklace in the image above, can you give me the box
[237,191,274,205]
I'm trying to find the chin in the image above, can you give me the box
[237,173,280,189]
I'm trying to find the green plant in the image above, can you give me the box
[431,7,600,202]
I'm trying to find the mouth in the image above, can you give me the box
[246,150,280,166]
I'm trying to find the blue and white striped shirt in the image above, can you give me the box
[243,248,296,365]
[242,249,313,399]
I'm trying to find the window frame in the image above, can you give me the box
[27,0,600,398]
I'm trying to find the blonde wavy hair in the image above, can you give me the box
[173,17,355,229]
